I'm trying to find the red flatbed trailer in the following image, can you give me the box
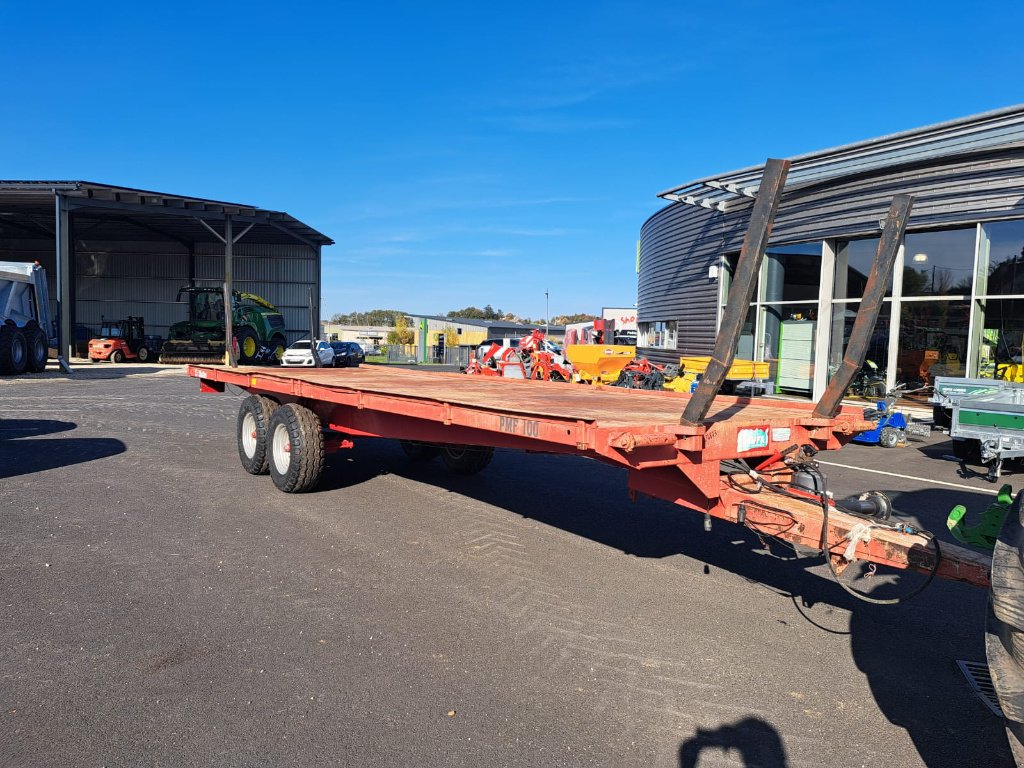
[189,364,992,590]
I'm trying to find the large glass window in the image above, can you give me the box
[980,220,1024,296]
[902,228,976,297]
[977,299,1024,378]
[763,303,818,393]
[638,321,677,349]
[827,303,892,394]
[705,217,1024,395]
[897,300,970,384]
[722,243,823,396]
[834,237,889,299]
[762,243,822,303]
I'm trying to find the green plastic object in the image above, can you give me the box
[947,483,1013,550]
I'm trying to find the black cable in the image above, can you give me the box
[815,468,941,605]
[737,457,943,604]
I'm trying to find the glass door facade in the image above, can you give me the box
[719,220,1024,399]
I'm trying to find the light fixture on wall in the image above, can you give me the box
[913,252,928,263]
[708,264,720,279]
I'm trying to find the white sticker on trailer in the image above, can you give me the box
[737,428,769,453]
[771,427,791,442]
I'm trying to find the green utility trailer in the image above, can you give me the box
[950,385,1024,479]
[931,375,1017,428]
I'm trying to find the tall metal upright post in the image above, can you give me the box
[223,215,236,367]
[309,287,320,367]
[55,192,73,361]
[681,158,791,427]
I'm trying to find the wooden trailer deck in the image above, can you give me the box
[190,364,869,434]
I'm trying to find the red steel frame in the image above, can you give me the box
[190,364,993,589]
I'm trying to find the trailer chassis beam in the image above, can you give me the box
[628,466,992,588]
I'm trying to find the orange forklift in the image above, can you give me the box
[88,316,161,363]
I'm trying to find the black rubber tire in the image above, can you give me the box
[237,395,277,475]
[0,324,28,375]
[988,490,1024,766]
[136,346,150,363]
[269,334,287,365]
[440,445,494,475]
[866,382,886,400]
[235,327,260,365]
[110,349,125,364]
[933,404,952,429]
[267,403,325,493]
[953,437,983,465]
[878,426,900,448]
[400,440,440,461]
[24,325,47,372]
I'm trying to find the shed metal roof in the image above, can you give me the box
[658,104,1024,213]
[0,180,333,247]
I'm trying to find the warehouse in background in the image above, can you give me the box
[0,181,333,359]
[638,105,1024,400]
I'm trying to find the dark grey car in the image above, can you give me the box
[330,341,365,367]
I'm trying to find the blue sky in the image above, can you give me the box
[3,2,1023,320]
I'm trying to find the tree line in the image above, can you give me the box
[329,306,597,327]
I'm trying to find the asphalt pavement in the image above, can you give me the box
[0,365,1013,767]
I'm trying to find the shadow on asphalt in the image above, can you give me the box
[678,716,788,767]
[0,418,126,479]
[316,439,1012,768]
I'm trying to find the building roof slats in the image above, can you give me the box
[0,180,333,246]
[658,104,1024,211]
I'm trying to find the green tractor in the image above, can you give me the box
[159,287,288,365]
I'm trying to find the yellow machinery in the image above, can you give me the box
[565,345,636,384]
[665,356,770,394]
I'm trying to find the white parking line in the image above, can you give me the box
[816,460,999,495]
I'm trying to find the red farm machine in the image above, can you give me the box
[464,329,575,381]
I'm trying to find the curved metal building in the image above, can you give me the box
[638,105,1024,400]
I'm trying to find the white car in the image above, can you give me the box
[281,339,335,367]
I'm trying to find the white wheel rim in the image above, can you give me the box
[241,412,258,458]
[272,422,292,475]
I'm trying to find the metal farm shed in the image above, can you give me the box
[638,104,1024,400]
[0,181,333,359]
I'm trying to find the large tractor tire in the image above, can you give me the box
[267,403,325,493]
[989,491,1024,765]
[0,323,28,375]
[235,327,260,365]
[24,323,48,373]
[269,334,287,365]
[440,445,494,475]
[237,395,278,475]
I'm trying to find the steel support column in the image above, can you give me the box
[55,192,72,360]
[224,215,235,367]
